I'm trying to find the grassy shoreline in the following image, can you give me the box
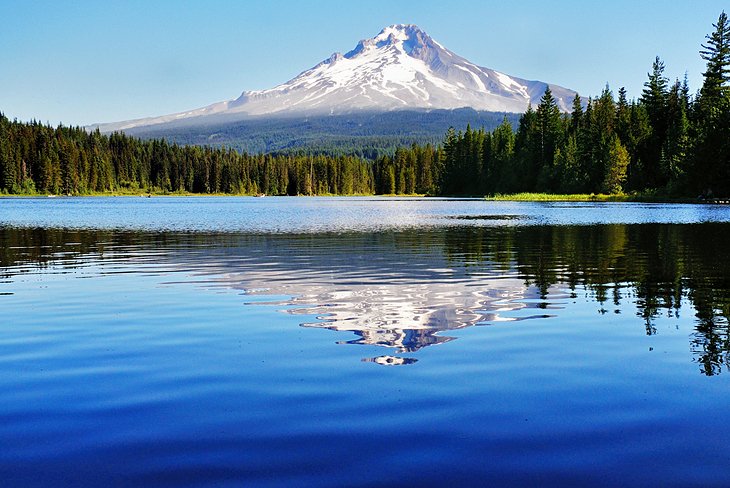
[484,192,700,203]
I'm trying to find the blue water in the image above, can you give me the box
[1,197,730,486]
[1,196,728,231]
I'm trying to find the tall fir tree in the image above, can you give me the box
[587,86,616,190]
[693,11,730,195]
[699,11,730,101]
[662,79,690,192]
[440,127,459,194]
[513,103,540,191]
[535,86,564,191]
[0,114,14,192]
[489,117,516,193]
[570,94,584,135]
[602,134,630,194]
[640,56,670,188]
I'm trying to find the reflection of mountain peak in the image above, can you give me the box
[338,327,454,353]
[363,356,418,366]
[211,234,555,354]
[5,225,728,374]
[282,283,545,352]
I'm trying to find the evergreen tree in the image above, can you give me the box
[465,125,485,195]
[513,104,540,191]
[479,131,493,193]
[587,86,616,190]
[535,86,564,191]
[576,98,594,193]
[662,79,690,192]
[615,87,631,143]
[602,135,630,193]
[693,11,730,195]
[440,127,459,194]
[699,11,730,101]
[554,135,585,193]
[490,117,516,193]
[0,114,14,192]
[570,94,583,134]
[640,56,670,188]
[625,102,651,191]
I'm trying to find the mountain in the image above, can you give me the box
[91,24,580,133]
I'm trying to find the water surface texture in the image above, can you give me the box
[2,196,730,231]
[1,198,730,487]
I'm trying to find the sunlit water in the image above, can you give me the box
[1,197,730,486]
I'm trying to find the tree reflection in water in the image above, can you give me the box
[1,223,728,374]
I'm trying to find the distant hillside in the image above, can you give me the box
[126,109,521,157]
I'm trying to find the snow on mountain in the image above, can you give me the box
[91,24,579,132]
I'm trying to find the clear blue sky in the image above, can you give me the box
[0,0,725,126]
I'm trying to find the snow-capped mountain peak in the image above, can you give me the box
[91,24,579,132]
[232,23,578,115]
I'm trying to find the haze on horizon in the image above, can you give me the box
[0,0,722,126]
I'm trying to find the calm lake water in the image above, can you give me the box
[1,197,730,487]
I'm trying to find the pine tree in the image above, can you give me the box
[513,103,539,191]
[489,117,515,193]
[681,73,692,112]
[570,94,583,135]
[587,86,616,191]
[615,87,631,142]
[554,135,585,193]
[0,114,14,192]
[662,80,690,192]
[621,103,649,190]
[699,11,730,101]
[602,135,630,194]
[640,56,670,188]
[466,126,484,195]
[440,127,459,194]
[479,131,493,194]
[385,162,396,195]
[535,86,563,191]
[576,98,594,192]
[693,11,730,195]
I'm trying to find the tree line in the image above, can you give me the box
[423,11,730,197]
[441,223,730,376]
[2,224,729,374]
[0,120,376,196]
[1,11,728,197]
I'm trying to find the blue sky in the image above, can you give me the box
[0,0,725,126]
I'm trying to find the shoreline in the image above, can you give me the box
[483,192,701,204]
[0,192,722,204]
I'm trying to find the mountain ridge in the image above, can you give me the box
[90,24,580,133]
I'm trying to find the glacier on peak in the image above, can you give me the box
[90,24,580,133]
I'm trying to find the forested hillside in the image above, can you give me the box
[124,109,520,157]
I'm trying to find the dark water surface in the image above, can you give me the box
[1,197,730,486]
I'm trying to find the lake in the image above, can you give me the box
[1,197,730,487]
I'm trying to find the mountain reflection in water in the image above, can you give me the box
[269,280,557,353]
[1,223,729,374]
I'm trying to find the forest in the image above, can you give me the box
[125,108,520,157]
[1,12,728,197]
